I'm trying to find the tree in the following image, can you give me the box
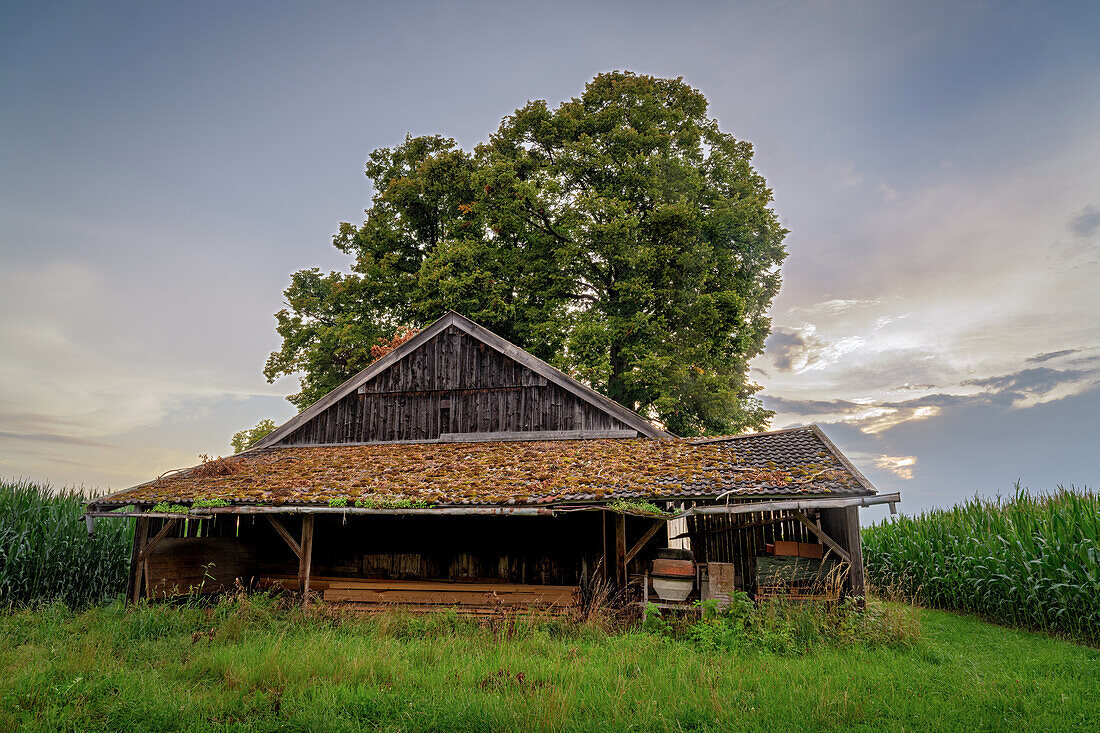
[230,418,277,454]
[264,72,788,435]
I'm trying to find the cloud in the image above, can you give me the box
[875,455,917,480]
[787,298,883,316]
[1027,349,1080,363]
[1069,204,1100,238]
[765,324,865,374]
[962,366,1097,408]
[0,431,111,448]
[767,363,1099,436]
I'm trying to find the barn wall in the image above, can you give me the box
[277,325,632,445]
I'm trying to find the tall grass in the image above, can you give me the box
[862,484,1100,643]
[0,478,132,608]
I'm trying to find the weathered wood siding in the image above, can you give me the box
[277,325,632,445]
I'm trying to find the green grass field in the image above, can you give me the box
[0,598,1097,732]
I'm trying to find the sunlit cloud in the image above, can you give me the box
[875,455,917,480]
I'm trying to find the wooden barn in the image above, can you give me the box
[85,312,898,614]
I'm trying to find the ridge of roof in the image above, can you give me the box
[251,311,671,450]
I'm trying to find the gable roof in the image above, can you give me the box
[88,425,876,510]
[252,311,671,449]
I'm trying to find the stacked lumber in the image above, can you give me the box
[256,576,578,613]
[324,579,576,607]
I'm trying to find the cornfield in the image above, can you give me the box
[0,478,133,608]
[862,484,1100,643]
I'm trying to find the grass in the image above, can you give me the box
[862,484,1100,644]
[0,597,1097,732]
[0,479,132,609]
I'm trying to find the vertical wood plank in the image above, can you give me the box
[614,513,627,588]
[844,506,866,602]
[299,515,315,608]
[128,517,150,605]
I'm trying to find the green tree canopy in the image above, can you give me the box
[264,71,787,436]
[230,418,277,454]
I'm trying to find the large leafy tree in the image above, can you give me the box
[264,72,787,435]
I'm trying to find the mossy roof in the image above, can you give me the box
[88,426,876,509]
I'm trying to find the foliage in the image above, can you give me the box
[230,418,277,454]
[353,498,431,509]
[264,71,788,435]
[643,593,919,655]
[2,598,1097,731]
[862,483,1100,644]
[150,502,189,514]
[0,479,131,609]
[370,326,419,362]
[328,498,348,508]
[190,498,230,509]
[606,498,672,516]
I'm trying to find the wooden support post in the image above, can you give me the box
[625,519,665,564]
[791,511,852,564]
[128,518,150,605]
[298,515,315,607]
[614,513,627,588]
[844,506,866,602]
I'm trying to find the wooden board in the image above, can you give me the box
[259,575,577,608]
[704,562,741,609]
[145,537,257,598]
[324,588,575,606]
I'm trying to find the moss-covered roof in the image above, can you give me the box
[88,426,875,510]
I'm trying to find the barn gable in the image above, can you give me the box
[254,312,670,448]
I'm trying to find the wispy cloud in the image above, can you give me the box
[1069,204,1100,238]
[787,298,883,316]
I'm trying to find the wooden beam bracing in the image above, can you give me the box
[137,519,179,563]
[791,510,851,564]
[267,515,302,558]
[624,519,665,564]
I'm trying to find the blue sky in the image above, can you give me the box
[2,1,1098,521]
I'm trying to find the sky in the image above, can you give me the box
[1,1,1098,522]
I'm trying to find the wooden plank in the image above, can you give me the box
[614,513,627,587]
[682,493,901,517]
[266,515,302,558]
[624,519,665,564]
[326,579,575,593]
[298,515,315,607]
[791,511,851,564]
[128,517,150,604]
[137,518,178,562]
[438,429,637,443]
[845,506,866,600]
[324,588,576,606]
